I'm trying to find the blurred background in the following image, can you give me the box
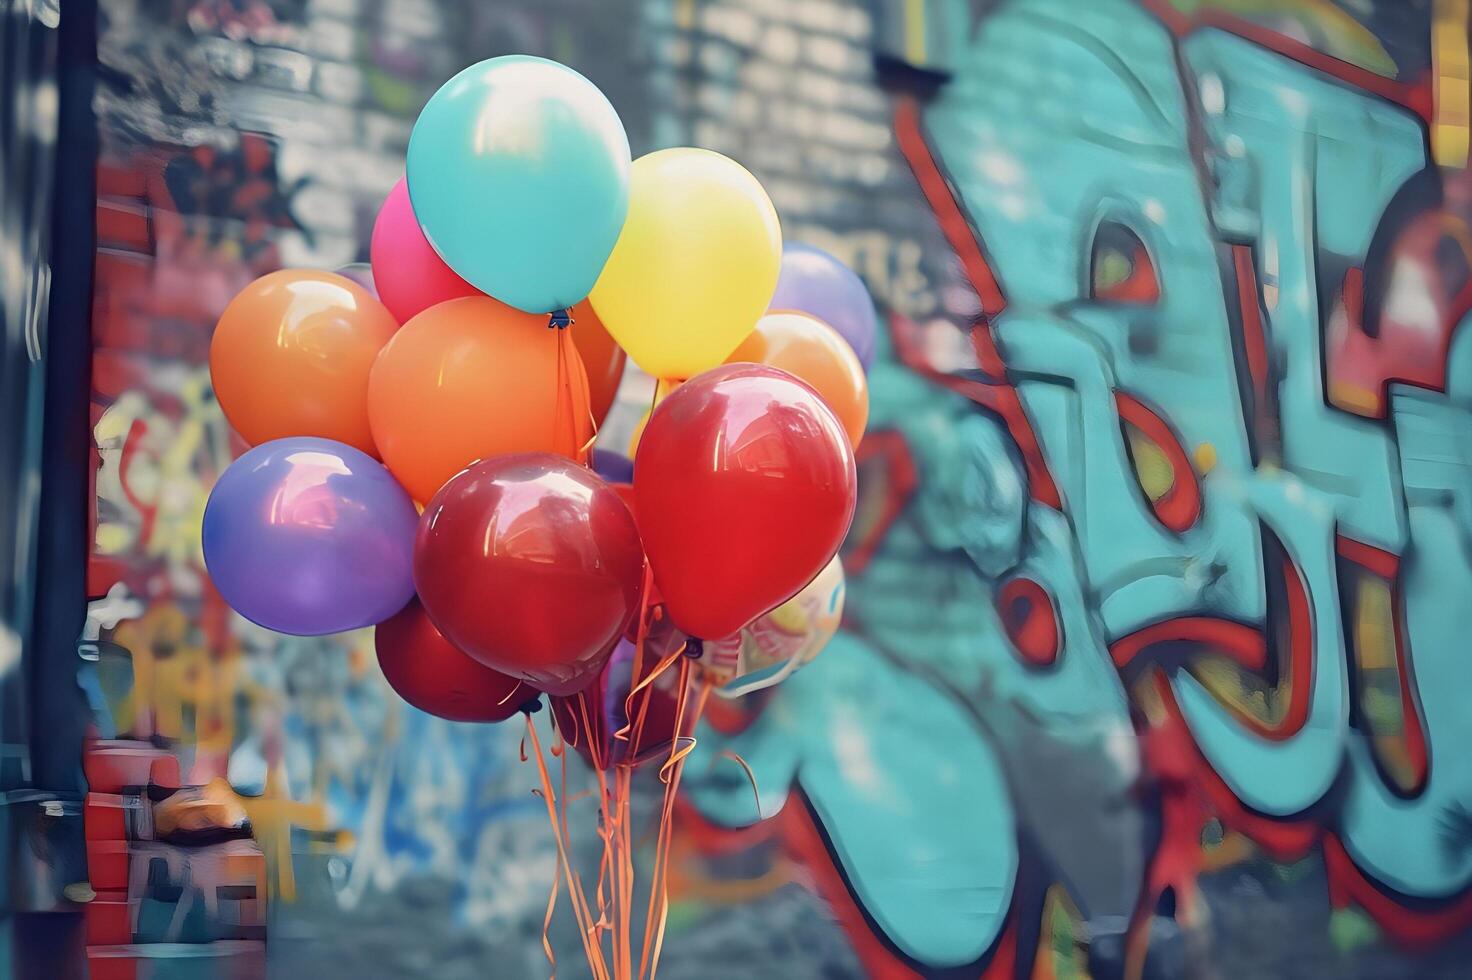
[5,0,1472,977]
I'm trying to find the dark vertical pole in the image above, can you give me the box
[29,0,97,794]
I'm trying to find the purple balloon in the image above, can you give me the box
[335,262,378,298]
[591,448,634,484]
[768,242,878,370]
[203,437,417,636]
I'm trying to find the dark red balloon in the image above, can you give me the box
[375,598,530,723]
[612,482,637,522]
[633,364,856,639]
[551,627,688,771]
[414,454,645,696]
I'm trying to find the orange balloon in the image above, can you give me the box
[569,300,626,427]
[368,296,594,503]
[727,311,868,447]
[209,269,398,455]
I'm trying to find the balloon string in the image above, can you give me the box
[637,659,691,978]
[574,695,609,888]
[544,310,601,465]
[615,641,686,745]
[644,676,712,977]
[498,681,527,708]
[612,557,660,980]
[640,670,711,980]
[555,325,568,454]
[557,735,602,960]
[630,565,656,690]
[566,326,601,463]
[656,652,704,787]
[633,376,671,458]
[615,764,635,980]
[525,713,608,980]
[711,749,764,821]
[561,699,581,751]
[529,715,603,971]
[579,363,600,462]
[573,694,616,940]
[554,323,599,466]
[609,767,624,980]
[541,851,561,977]
[657,736,697,785]
[577,691,601,770]
[554,327,575,464]
[650,679,713,980]
[592,782,614,934]
[556,729,604,968]
[618,561,659,747]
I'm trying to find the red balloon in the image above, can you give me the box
[371,178,481,324]
[633,364,856,639]
[414,454,645,696]
[376,599,531,723]
[611,482,638,532]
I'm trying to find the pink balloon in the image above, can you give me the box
[370,178,481,324]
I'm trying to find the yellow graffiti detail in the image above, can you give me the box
[905,0,927,66]
[1125,423,1175,503]
[94,360,360,903]
[1433,0,1471,168]
[1171,0,1397,77]
[240,769,334,903]
[1193,442,1218,476]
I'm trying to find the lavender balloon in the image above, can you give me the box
[335,262,378,298]
[768,242,878,370]
[591,448,634,484]
[203,437,417,635]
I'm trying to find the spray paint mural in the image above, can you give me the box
[685,0,1472,976]
[82,0,1472,976]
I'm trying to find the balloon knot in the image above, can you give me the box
[520,695,544,714]
[547,309,574,329]
[684,638,704,660]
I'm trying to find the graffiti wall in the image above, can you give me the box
[84,0,1472,977]
[690,0,1472,976]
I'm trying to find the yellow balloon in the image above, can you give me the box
[628,408,651,457]
[625,380,680,456]
[590,148,782,380]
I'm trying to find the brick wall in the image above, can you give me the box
[85,1,921,975]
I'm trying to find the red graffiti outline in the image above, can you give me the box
[996,576,1062,668]
[1231,244,1272,405]
[776,789,1027,980]
[892,97,1063,511]
[1115,390,1203,532]
[843,430,920,577]
[1140,0,1433,121]
[1337,538,1429,793]
[1111,616,1265,671]
[1323,834,1472,947]
[1112,552,1314,742]
[821,5,1459,962]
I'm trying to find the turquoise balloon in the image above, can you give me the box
[406,56,630,314]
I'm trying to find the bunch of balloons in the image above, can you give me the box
[203,53,879,717]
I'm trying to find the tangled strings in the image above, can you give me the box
[522,568,714,980]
